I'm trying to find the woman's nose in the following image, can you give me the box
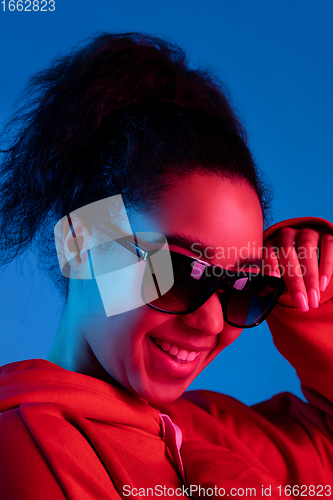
[179,291,224,336]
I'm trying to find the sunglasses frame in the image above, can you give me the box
[72,218,286,329]
[142,250,286,328]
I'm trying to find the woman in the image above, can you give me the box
[0,32,332,499]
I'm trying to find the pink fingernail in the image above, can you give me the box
[308,288,319,308]
[294,292,309,312]
[319,275,328,292]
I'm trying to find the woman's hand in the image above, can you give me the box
[263,227,333,312]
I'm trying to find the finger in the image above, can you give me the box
[295,229,321,308]
[262,241,282,277]
[274,227,309,312]
[319,233,333,292]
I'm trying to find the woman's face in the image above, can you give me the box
[63,173,263,404]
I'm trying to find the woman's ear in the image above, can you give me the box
[63,217,93,280]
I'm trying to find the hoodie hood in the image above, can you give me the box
[0,358,161,433]
[0,359,190,497]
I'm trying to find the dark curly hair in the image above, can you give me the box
[0,31,272,297]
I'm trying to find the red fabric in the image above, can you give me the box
[0,217,333,499]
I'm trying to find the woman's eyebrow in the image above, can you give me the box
[165,234,215,258]
[165,233,262,268]
[235,257,263,268]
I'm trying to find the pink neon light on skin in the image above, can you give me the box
[47,173,263,405]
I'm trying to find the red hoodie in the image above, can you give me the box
[0,217,333,499]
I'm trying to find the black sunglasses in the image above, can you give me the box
[76,218,286,329]
[142,250,286,328]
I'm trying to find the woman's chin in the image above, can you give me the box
[134,381,189,406]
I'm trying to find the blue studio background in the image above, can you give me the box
[0,0,331,405]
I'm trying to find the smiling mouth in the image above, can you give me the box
[150,337,201,364]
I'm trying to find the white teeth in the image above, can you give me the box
[153,338,200,362]
[177,349,188,361]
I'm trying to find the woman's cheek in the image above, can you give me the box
[214,326,242,352]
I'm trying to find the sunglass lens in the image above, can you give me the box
[225,277,281,327]
[142,251,213,313]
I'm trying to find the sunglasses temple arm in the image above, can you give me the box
[146,256,163,299]
[67,215,81,256]
[86,219,148,261]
